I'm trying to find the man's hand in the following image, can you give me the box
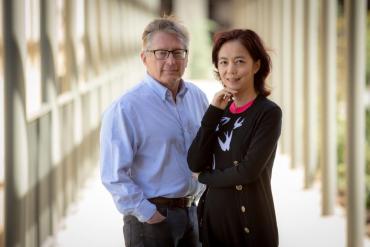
[146,210,166,224]
[192,172,200,180]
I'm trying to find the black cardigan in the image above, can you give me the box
[187,94,282,247]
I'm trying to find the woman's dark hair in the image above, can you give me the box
[212,29,271,97]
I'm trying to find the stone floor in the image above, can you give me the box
[48,154,370,247]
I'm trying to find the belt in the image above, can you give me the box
[148,196,194,208]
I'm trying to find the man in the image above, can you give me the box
[100,16,208,247]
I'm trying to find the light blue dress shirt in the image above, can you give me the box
[100,73,208,222]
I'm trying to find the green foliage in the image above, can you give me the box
[337,108,370,209]
[188,20,214,79]
[366,109,370,209]
[337,106,346,191]
[367,15,370,87]
[366,11,370,209]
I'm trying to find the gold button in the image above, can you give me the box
[244,227,250,234]
[233,160,239,166]
[241,206,246,213]
[236,185,243,191]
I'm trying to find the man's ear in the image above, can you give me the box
[254,60,261,74]
[140,51,146,65]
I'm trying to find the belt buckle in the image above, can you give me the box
[185,196,194,207]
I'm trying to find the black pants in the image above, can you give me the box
[123,205,200,247]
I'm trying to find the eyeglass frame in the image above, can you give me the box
[146,49,188,60]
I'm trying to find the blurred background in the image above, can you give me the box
[0,0,370,246]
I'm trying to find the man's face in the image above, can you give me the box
[141,31,188,87]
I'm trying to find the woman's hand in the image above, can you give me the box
[211,87,238,110]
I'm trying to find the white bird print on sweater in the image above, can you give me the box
[217,117,245,151]
[216,117,231,132]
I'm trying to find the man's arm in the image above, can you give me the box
[100,103,156,222]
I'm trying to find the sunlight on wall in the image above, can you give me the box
[0,78,3,183]
[25,0,42,118]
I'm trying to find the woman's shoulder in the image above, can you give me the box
[254,96,282,119]
[256,95,281,110]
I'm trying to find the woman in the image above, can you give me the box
[188,29,282,247]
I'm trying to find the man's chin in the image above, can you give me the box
[162,76,181,84]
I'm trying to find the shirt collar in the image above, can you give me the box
[144,73,188,101]
[177,81,188,98]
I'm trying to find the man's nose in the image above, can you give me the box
[165,53,176,64]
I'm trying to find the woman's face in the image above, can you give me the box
[217,40,260,93]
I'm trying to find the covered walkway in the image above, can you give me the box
[1,1,369,247]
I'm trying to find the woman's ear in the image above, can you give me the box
[253,60,261,74]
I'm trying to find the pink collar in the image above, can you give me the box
[229,100,255,114]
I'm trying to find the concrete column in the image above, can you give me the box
[245,0,258,31]
[256,0,264,35]
[0,0,4,242]
[84,0,98,74]
[290,0,304,169]
[232,0,247,29]
[174,0,212,79]
[3,0,29,246]
[41,0,63,234]
[85,0,101,74]
[303,0,319,188]
[321,0,337,216]
[29,0,58,242]
[280,0,292,159]
[263,0,272,47]
[345,0,366,246]
[0,6,3,183]
[64,0,74,206]
[97,0,110,63]
[41,0,58,98]
[0,17,3,245]
[269,0,282,109]
[261,0,270,41]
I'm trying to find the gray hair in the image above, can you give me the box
[142,15,189,50]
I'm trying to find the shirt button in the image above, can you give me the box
[233,160,239,166]
[236,185,243,191]
[244,227,250,234]
[241,206,246,213]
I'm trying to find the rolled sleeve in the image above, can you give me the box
[134,199,157,222]
[100,102,152,221]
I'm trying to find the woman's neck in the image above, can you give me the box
[233,90,257,107]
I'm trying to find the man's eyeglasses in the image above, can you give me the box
[146,49,188,60]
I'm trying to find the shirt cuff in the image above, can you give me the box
[134,199,157,222]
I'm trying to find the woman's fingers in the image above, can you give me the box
[220,88,237,101]
[211,88,237,109]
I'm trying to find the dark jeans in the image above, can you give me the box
[123,205,200,247]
